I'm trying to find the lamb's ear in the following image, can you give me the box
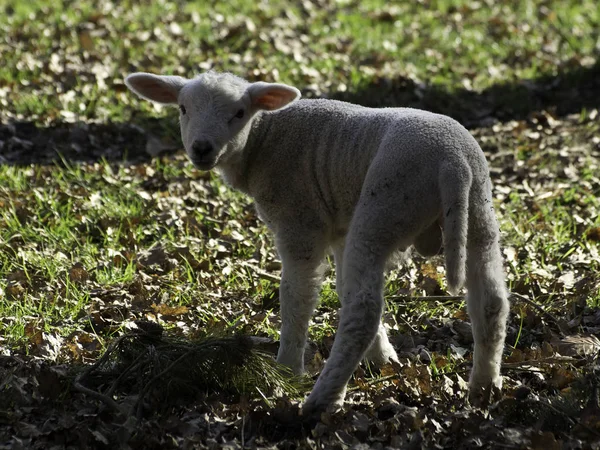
[247,82,301,111]
[125,73,187,104]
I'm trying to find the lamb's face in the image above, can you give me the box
[178,76,253,170]
[125,71,301,171]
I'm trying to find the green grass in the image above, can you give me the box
[0,0,598,379]
[1,3,600,449]
[1,0,598,124]
[0,156,271,351]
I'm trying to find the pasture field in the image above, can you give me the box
[1,0,599,448]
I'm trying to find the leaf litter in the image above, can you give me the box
[73,322,306,420]
[1,0,600,448]
[1,115,599,449]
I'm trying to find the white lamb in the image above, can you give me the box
[125,71,510,415]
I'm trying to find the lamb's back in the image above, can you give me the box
[246,99,482,234]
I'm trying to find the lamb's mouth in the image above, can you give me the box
[189,155,219,170]
[190,156,218,170]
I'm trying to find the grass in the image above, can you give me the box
[0,0,597,407]
[0,0,596,362]
[1,1,600,448]
[1,0,598,124]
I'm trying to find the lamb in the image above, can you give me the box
[125,71,510,415]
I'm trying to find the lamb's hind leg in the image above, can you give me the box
[304,200,417,413]
[333,242,398,367]
[466,200,510,407]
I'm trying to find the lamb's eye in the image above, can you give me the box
[179,105,186,115]
[234,109,244,119]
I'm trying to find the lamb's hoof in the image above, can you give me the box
[368,352,399,368]
[365,343,399,368]
[468,378,503,408]
[301,392,344,424]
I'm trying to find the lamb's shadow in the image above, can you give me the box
[1,61,598,166]
[329,61,600,127]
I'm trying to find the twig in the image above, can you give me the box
[73,379,126,414]
[389,292,566,335]
[397,314,419,334]
[73,335,129,414]
[255,386,273,408]
[502,356,577,369]
[240,262,281,283]
[430,368,470,379]
[388,295,466,303]
[537,397,577,425]
[133,347,197,419]
[347,374,398,392]
[78,335,127,376]
[522,397,600,438]
[237,264,565,338]
[241,414,245,448]
[509,292,566,336]
[488,444,521,449]
[106,350,148,397]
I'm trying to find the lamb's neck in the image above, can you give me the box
[216,112,271,195]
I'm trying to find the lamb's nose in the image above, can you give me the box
[191,140,213,158]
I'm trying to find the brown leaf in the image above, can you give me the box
[380,362,397,377]
[452,320,473,344]
[548,366,576,389]
[151,303,189,318]
[113,250,135,267]
[24,321,44,347]
[433,355,449,370]
[554,334,600,357]
[420,276,443,295]
[506,349,525,363]
[530,431,561,450]
[586,227,600,242]
[78,29,94,51]
[401,364,432,395]
[5,280,26,300]
[6,269,28,284]
[68,262,89,283]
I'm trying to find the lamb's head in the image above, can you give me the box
[125,71,301,170]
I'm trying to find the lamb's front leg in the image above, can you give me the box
[276,237,326,375]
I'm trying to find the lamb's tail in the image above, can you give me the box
[440,162,472,295]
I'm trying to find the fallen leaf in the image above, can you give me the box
[555,334,600,357]
[152,303,189,318]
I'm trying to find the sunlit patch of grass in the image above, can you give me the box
[1,0,598,123]
[429,347,463,377]
[0,159,153,347]
[0,147,292,349]
[0,0,598,406]
[319,277,340,310]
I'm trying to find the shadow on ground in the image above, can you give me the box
[331,61,600,127]
[0,116,179,166]
[1,62,598,165]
